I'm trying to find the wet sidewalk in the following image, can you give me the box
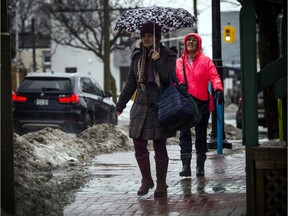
[64,144,246,216]
[64,143,246,216]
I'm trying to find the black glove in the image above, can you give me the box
[214,90,224,105]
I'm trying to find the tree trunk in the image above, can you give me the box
[256,0,282,139]
[103,0,117,103]
[109,73,117,102]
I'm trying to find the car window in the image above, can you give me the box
[80,78,88,93]
[80,77,103,96]
[90,78,103,96]
[19,78,71,91]
[80,77,96,95]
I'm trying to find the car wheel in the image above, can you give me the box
[236,120,242,129]
[14,128,25,136]
[84,112,93,129]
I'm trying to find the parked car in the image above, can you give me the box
[235,93,266,129]
[12,72,117,135]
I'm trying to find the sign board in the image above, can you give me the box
[114,48,132,67]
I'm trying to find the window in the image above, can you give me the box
[80,77,103,96]
[80,77,96,95]
[43,51,51,63]
[19,78,71,91]
[65,67,77,73]
[42,51,51,72]
[90,78,102,96]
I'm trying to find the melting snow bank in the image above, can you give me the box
[8,124,133,216]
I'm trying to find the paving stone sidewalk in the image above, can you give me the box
[64,144,246,216]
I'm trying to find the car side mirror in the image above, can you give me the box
[103,90,112,98]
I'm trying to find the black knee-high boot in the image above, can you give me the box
[135,152,154,195]
[154,157,169,198]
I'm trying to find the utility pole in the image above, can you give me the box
[1,0,16,214]
[193,0,198,33]
[103,0,110,91]
[208,0,232,149]
[32,18,36,71]
[15,0,20,87]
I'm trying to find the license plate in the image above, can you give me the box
[36,99,48,106]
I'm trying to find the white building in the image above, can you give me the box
[51,44,119,91]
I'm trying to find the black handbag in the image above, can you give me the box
[155,63,201,130]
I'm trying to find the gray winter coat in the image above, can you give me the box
[116,44,176,140]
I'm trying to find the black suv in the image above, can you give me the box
[12,72,117,135]
[235,92,266,129]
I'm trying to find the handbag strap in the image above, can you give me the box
[169,58,188,86]
[182,57,210,101]
[163,57,188,88]
[182,58,188,84]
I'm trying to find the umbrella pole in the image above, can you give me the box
[153,22,155,50]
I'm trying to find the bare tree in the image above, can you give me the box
[8,0,51,58]
[7,0,51,87]
[42,0,141,102]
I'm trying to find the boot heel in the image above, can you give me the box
[137,181,153,195]
[154,180,167,197]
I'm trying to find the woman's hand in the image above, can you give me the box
[150,50,160,61]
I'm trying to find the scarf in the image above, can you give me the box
[137,46,160,91]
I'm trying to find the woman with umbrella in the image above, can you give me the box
[116,22,176,198]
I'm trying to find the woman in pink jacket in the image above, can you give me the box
[175,33,224,177]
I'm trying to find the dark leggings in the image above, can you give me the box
[133,138,168,159]
[179,109,210,155]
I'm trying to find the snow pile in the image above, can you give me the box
[78,124,132,155]
[9,125,133,216]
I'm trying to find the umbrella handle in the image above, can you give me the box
[153,22,155,50]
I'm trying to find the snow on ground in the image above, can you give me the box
[3,124,133,216]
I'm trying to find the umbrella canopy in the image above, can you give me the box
[114,6,196,34]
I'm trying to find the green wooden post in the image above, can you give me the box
[241,2,258,214]
[240,0,258,146]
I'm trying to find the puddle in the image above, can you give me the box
[176,178,246,194]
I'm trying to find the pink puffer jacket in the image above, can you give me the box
[175,33,224,111]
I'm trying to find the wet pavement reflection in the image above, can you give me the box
[64,144,246,215]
